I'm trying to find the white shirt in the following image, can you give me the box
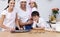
[17,8,30,23]
[32,7,37,12]
[30,7,37,16]
[0,10,2,18]
[32,17,50,28]
[0,10,2,14]
[1,9,17,29]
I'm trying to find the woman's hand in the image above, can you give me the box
[10,28,15,31]
[5,28,15,32]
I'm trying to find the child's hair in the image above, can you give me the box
[31,11,39,17]
[33,2,37,8]
[29,2,37,8]
[4,0,15,10]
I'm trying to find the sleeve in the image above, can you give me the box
[32,21,37,28]
[39,18,50,28]
[1,10,7,15]
[32,7,37,12]
[17,13,20,19]
[0,11,2,18]
[15,8,20,19]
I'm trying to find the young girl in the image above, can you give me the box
[31,11,50,29]
[0,0,20,31]
[29,0,38,12]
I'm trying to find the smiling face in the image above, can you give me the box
[20,1,27,8]
[8,0,15,9]
[29,2,35,8]
[31,11,40,21]
[32,16,39,21]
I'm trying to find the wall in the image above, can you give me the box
[36,0,60,21]
[0,0,60,21]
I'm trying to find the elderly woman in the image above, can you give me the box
[17,0,33,30]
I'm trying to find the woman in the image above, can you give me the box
[0,0,20,31]
[17,0,33,30]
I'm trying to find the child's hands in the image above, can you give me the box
[38,26,45,29]
[32,16,39,23]
[33,18,38,23]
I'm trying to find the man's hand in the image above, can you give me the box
[27,20,33,25]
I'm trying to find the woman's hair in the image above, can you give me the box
[29,2,37,8]
[4,0,15,10]
[31,11,39,17]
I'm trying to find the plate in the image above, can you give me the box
[11,30,30,33]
